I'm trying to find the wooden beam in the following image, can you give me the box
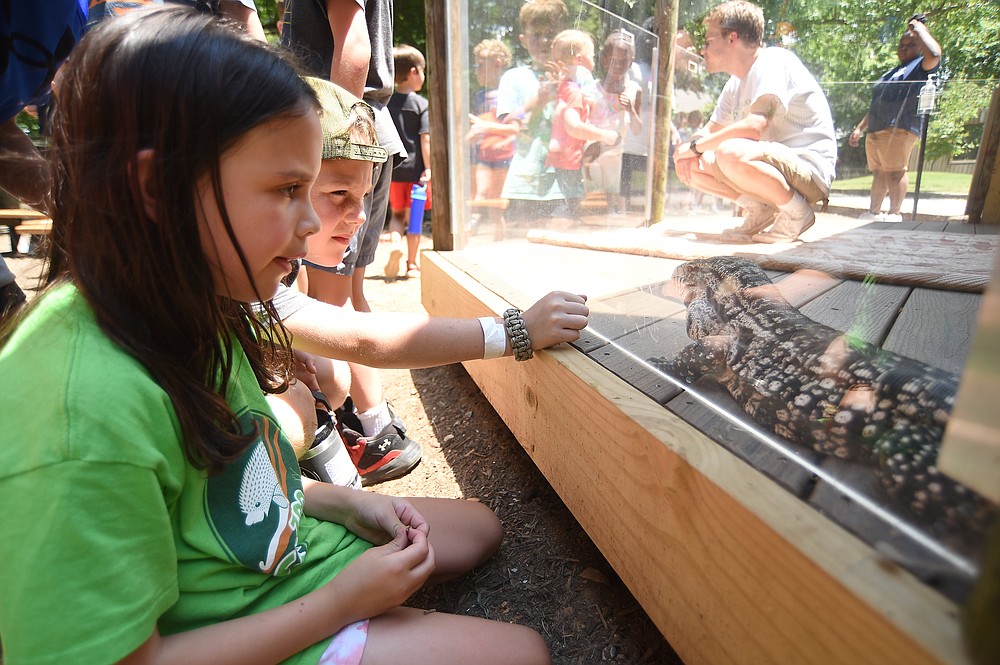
[967,85,1000,224]
[424,0,453,250]
[939,249,1000,502]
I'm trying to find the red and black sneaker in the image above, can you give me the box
[339,420,422,486]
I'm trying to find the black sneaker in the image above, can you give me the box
[333,396,365,434]
[340,420,422,486]
[299,391,362,488]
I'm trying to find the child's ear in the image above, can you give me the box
[134,148,158,221]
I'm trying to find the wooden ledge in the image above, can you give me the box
[421,248,968,665]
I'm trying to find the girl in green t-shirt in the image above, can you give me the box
[0,7,549,665]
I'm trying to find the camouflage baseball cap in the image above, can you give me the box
[304,76,388,164]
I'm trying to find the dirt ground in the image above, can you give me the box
[358,241,681,665]
[5,236,681,664]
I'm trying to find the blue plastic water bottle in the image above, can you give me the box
[408,183,427,235]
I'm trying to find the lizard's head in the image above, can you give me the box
[673,257,774,337]
[673,257,772,301]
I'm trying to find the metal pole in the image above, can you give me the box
[911,74,937,221]
[911,113,930,221]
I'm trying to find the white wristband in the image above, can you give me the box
[478,316,507,360]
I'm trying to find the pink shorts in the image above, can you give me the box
[317,619,369,665]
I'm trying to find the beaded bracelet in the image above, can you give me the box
[503,308,533,361]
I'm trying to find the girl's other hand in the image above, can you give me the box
[326,526,435,622]
[342,491,430,545]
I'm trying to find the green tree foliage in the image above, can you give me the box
[252,0,280,39]
[394,0,428,59]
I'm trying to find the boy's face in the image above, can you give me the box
[475,55,504,88]
[409,65,426,91]
[305,157,373,268]
[520,24,557,65]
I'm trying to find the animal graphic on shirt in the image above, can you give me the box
[239,441,291,571]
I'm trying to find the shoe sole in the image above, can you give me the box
[359,442,422,486]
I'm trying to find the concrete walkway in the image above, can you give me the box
[825,190,969,222]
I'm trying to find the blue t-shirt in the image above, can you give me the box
[0,0,87,122]
[867,56,938,136]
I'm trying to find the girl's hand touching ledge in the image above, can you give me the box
[522,291,589,350]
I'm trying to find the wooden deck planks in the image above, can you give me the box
[798,279,911,346]
[882,288,982,374]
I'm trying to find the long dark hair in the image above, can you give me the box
[43,7,319,473]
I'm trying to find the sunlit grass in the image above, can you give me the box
[833,171,972,194]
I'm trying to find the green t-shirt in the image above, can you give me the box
[0,284,371,665]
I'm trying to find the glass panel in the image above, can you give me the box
[459,0,659,247]
[448,0,998,605]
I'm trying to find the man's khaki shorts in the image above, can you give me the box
[865,128,919,173]
[709,141,828,205]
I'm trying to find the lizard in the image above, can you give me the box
[649,256,994,540]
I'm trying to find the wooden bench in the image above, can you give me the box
[1,208,49,255]
[13,219,52,236]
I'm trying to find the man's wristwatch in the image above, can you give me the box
[689,139,703,157]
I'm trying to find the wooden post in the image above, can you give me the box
[649,0,679,225]
[424,1,454,250]
[966,85,1000,224]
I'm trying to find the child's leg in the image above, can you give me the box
[386,182,412,278]
[387,181,411,243]
[404,497,502,582]
[405,232,420,273]
[364,606,550,665]
[265,379,318,459]
[312,354,351,413]
[359,499,550,664]
[484,164,509,240]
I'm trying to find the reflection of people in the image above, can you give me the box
[545,29,619,223]
[468,39,516,238]
[497,0,569,226]
[620,20,655,209]
[586,30,642,214]
[673,0,836,243]
[0,11,551,661]
[849,16,941,223]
